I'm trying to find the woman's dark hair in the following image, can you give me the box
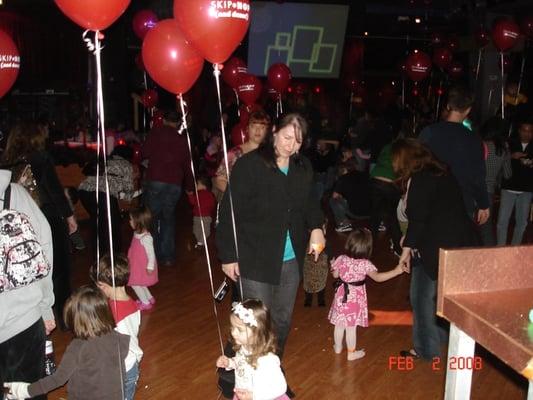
[129,205,152,234]
[2,120,48,165]
[391,138,448,187]
[345,228,373,259]
[480,117,509,156]
[257,113,308,169]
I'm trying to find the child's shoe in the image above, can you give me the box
[347,348,366,361]
[136,300,153,311]
[148,297,156,305]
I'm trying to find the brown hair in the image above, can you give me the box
[248,110,271,127]
[91,253,130,287]
[391,138,447,188]
[344,228,373,259]
[129,205,152,233]
[446,86,474,112]
[2,121,49,165]
[257,113,309,169]
[63,285,116,340]
[231,299,277,368]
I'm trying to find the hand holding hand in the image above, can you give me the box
[216,355,230,369]
[477,208,490,225]
[66,215,78,235]
[234,388,253,400]
[309,228,326,262]
[399,247,411,274]
[3,382,30,399]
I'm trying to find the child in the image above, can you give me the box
[303,219,329,307]
[216,299,289,400]
[92,254,142,400]
[3,285,129,400]
[127,206,158,311]
[328,228,405,361]
[187,175,216,249]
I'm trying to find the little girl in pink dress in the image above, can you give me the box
[127,206,158,311]
[328,228,406,360]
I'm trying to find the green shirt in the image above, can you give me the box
[279,166,296,261]
[370,143,396,180]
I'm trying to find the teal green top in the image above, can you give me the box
[279,166,296,261]
[370,143,396,180]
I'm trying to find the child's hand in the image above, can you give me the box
[395,264,405,275]
[3,382,30,399]
[216,355,230,369]
[234,388,253,400]
[399,263,410,274]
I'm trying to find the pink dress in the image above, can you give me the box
[128,233,158,287]
[328,256,377,327]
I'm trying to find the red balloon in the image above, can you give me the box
[0,30,20,99]
[142,19,204,95]
[267,86,280,101]
[222,57,247,89]
[475,28,489,47]
[405,51,432,82]
[132,10,158,40]
[521,16,533,39]
[237,74,262,106]
[267,63,292,93]
[152,110,164,127]
[492,18,520,52]
[142,89,158,108]
[433,47,452,69]
[447,61,464,79]
[231,121,248,146]
[430,33,444,46]
[135,53,144,71]
[55,0,130,31]
[174,0,250,64]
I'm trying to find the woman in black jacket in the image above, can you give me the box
[216,113,325,356]
[392,138,477,360]
[2,120,77,328]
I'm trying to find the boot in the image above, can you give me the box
[317,289,326,307]
[304,292,312,307]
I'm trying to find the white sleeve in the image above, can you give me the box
[252,354,287,400]
[140,234,156,271]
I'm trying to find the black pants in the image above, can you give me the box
[42,207,71,326]
[370,178,402,253]
[0,319,47,399]
[79,190,122,256]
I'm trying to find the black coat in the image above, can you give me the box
[404,170,478,280]
[216,150,324,285]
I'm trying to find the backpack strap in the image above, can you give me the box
[3,184,11,210]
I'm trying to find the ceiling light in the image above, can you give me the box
[415,17,421,24]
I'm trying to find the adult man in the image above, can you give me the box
[142,109,193,267]
[419,86,489,225]
[0,169,54,400]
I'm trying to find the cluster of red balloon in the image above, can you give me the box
[0,30,20,99]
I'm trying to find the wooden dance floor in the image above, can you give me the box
[47,199,530,399]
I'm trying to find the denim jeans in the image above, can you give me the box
[410,257,448,360]
[496,189,533,245]
[329,197,351,225]
[370,179,402,253]
[0,319,46,400]
[241,259,300,358]
[124,360,139,400]
[143,181,182,264]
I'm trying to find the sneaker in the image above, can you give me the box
[136,300,153,311]
[148,297,156,305]
[194,242,204,249]
[335,222,353,233]
[378,221,387,232]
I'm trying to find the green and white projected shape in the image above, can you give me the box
[265,25,337,75]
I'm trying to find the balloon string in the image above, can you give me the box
[93,31,124,399]
[500,52,505,120]
[213,64,243,301]
[178,94,224,355]
[143,72,148,131]
[82,30,96,54]
[475,48,482,83]
[278,95,284,114]
[234,89,240,117]
[515,50,526,105]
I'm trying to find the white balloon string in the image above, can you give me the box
[475,48,482,83]
[94,31,124,399]
[500,52,505,120]
[275,96,280,118]
[279,95,284,114]
[178,94,224,354]
[143,72,148,131]
[213,64,243,301]
[234,89,240,117]
[82,30,96,54]
[515,51,526,106]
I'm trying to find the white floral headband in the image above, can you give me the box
[232,302,258,327]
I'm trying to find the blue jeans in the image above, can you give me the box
[124,360,139,400]
[329,197,351,225]
[496,189,533,245]
[410,257,448,360]
[241,259,300,358]
[143,180,182,264]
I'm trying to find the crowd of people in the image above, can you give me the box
[0,83,532,399]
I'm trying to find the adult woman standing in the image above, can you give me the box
[392,139,477,360]
[216,113,325,357]
[2,120,77,328]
